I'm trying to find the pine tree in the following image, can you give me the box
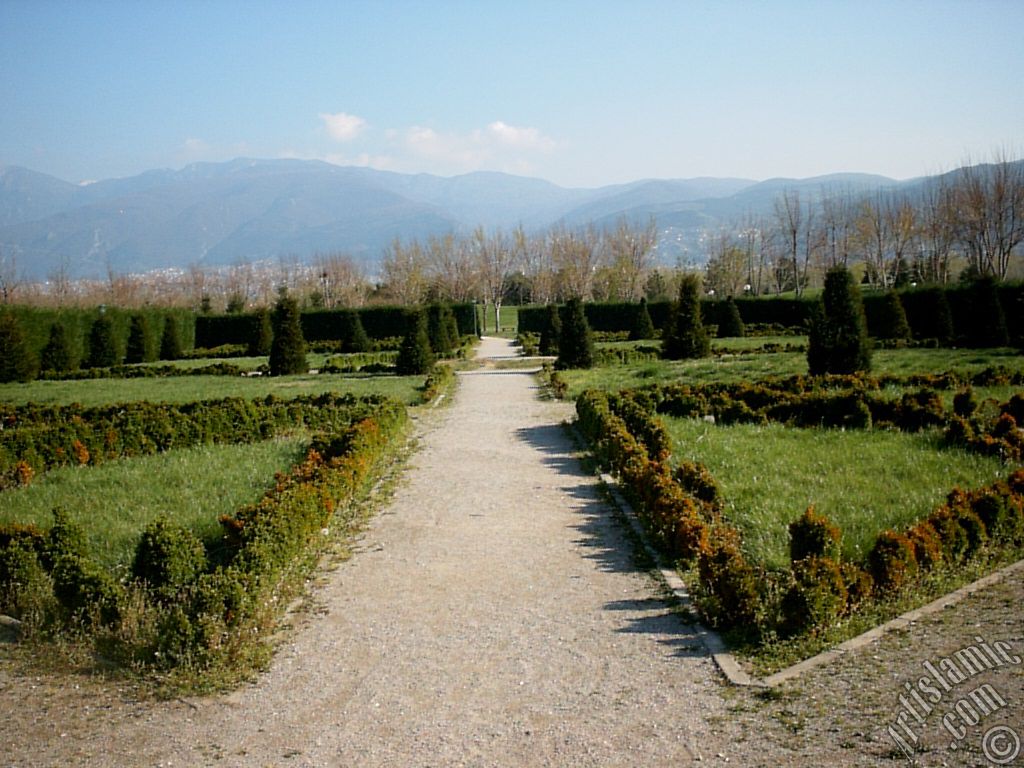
[426,303,454,357]
[248,308,273,356]
[395,308,435,375]
[662,274,710,360]
[539,303,562,355]
[807,265,871,375]
[159,315,183,361]
[444,308,461,352]
[268,295,308,375]
[629,297,656,341]
[875,292,911,341]
[964,277,1009,348]
[86,313,119,368]
[0,310,37,382]
[125,313,150,364]
[555,298,594,370]
[716,296,745,339]
[40,320,76,373]
[339,309,370,353]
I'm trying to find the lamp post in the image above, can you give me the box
[472,299,480,338]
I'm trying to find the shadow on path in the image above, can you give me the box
[514,422,709,659]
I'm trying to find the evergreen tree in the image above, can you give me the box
[875,292,911,341]
[539,303,561,355]
[630,297,656,341]
[248,307,273,356]
[0,310,37,382]
[339,309,370,353]
[395,308,435,375]
[268,295,308,375]
[555,298,594,370]
[716,296,745,339]
[963,277,1009,348]
[807,265,872,375]
[662,274,710,360]
[159,315,183,361]
[40,320,76,373]
[125,313,150,364]
[930,289,955,345]
[444,308,461,352]
[86,313,119,368]
[426,303,454,357]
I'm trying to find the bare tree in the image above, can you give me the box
[522,229,558,305]
[474,227,519,333]
[820,188,856,268]
[551,224,601,300]
[855,191,892,288]
[0,248,21,304]
[773,189,804,294]
[604,216,657,301]
[917,175,957,284]
[381,237,428,305]
[315,252,368,307]
[704,229,748,296]
[425,233,477,302]
[884,193,917,285]
[951,155,1024,279]
[226,259,256,310]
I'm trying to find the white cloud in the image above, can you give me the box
[389,121,555,176]
[486,121,556,152]
[319,112,367,142]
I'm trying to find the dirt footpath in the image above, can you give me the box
[1,336,1021,767]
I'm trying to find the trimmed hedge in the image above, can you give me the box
[0,395,408,674]
[195,303,477,350]
[519,281,1024,347]
[0,393,397,489]
[575,383,1024,644]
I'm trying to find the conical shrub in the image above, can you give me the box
[555,298,594,369]
[395,308,435,375]
[268,295,308,375]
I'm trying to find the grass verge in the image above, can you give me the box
[0,435,309,573]
[663,418,1009,569]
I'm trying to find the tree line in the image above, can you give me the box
[703,155,1024,297]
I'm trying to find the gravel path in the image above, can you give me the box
[2,336,1021,767]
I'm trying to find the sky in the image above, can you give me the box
[1,0,1022,189]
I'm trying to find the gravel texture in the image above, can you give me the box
[1,336,1021,767]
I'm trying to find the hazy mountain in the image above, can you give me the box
[0,165,83,227]
[3,157,985,280]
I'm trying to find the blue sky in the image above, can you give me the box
[2,0,1022,188]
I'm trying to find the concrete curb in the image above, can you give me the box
[586,447,1024,689]
[593,469,766,689]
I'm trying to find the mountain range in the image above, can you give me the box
[1,158,916,280]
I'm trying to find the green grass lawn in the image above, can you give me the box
[0,435,309,573]
[0,370,427,408]
[556,338,1024,401]
[663,417,1011,570]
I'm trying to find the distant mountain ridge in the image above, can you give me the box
[0,158,946,280]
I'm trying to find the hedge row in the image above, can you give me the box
[520,281,1024,347]
[575,387,1024,643]
[194,303,476,349]
[648,375,1024,461]
[0,393,395,489]
[4,306,197,369]
[0,396,408,673]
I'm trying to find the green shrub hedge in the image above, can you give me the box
[0,393,396,489]
[575,384,1024,645]
[0,395,408,675]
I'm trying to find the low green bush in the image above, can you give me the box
[788,507,842,563]
[132,519,207,603]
